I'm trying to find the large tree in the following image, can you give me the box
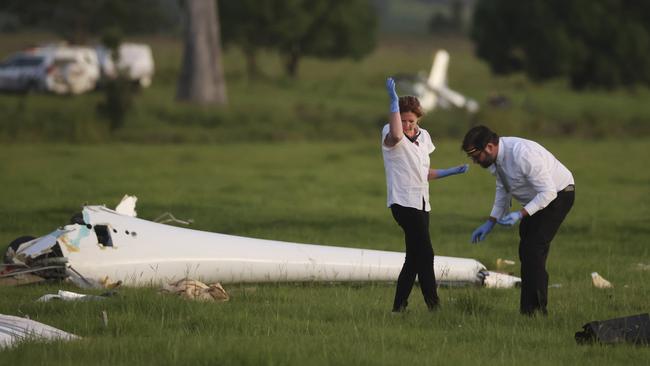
[176,0,227,105]
[220,0,377,78]
[219,0,274,78]
[471,0,650,89]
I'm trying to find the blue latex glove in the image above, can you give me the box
[435,164,469,179]
[471,220,495,244]
[386,77,399,113]
[497,211,523,226]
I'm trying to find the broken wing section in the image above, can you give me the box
[55,205,489,286]
[3,201,518,289]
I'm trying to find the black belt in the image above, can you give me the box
[559,184,575,193]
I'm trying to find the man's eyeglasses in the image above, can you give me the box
[465,147,484,161]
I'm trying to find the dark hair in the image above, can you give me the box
[461,125,499,152]
[399,96,424,117]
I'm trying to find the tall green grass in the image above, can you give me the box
[1,140,648,365]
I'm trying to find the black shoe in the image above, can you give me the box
[520,308,548,317]
[392,300,408,313]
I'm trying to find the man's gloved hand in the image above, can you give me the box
[471,220,495,244]
[386,77,399,113]
[497,211,523,226]
[436,164,469,179]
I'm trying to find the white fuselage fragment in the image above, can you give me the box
[0,314,79,349]
[37,206,488,286]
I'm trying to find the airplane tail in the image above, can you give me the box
[393,49,479,113]
[428,50,449,88]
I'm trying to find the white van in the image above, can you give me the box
[96,43,155,88]
[36,45,101,94]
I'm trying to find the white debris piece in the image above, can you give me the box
[36,290,106,302]
[635,263,650,271]
[483,271,521,289]
[591,272,613,289]
[114,195,137,217]
[0,314,79,348]
[495,258,516,270]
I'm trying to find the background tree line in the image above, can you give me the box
[0,0,377,80]
[471,0,650,89]
[2,0,649,90]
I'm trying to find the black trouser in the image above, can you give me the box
[390,203,439,311]
[518,189,575,315]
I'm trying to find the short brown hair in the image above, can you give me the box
[399,96,424,117]
[462,125,499,153]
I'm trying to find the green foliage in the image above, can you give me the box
[1,34,650,143]
[220,0,377,77]
[428,0,465,34]
[471,0,650,89]
[0,0,176,42]
[219,0,275,77]
[0,140,649,364]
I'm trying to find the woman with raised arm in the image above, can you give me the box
[382,77,468,312]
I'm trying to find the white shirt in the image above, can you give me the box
[381,124,435,211]
[489,137,574,219]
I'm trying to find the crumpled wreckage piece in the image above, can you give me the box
[160,279,229,302]
[483,271,521,289]
[0,314,80,349]
[591,272,613,289]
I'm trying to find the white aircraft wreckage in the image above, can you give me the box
[1,196,520,289]
[394,49,479,113]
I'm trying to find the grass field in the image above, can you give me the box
[1,140,649,364]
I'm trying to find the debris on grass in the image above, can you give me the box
[495,258,515,270]
[36,290,109,302]
[160,279,229,302]
[483,271,521,288]
[636,263,650,271]
[591,272,613,289]
[0,314,80,349]
[575,313,650,345]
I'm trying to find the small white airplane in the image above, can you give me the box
[395,49,479,113]
[2,196,519,289]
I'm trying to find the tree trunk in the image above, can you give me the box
[176,0,227,105]
[243,47,261,79]
[285,48,301,78]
